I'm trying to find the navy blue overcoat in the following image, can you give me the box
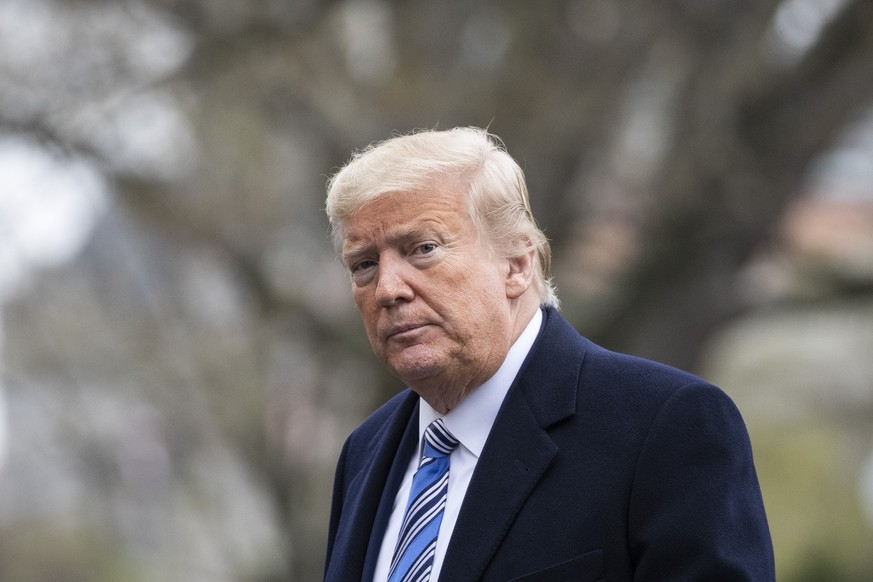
[325,308,774,581]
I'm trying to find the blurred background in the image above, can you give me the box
[1,0,872,580]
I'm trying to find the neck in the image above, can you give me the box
[416,296,541,414]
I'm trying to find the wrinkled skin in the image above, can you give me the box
[341,189,539,412]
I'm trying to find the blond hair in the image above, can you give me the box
[325,127,558,307]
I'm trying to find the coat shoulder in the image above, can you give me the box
[540,308,718,407]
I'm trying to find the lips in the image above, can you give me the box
[383,322,430,341]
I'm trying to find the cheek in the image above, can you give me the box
[352,288,365,310]
[443,269,504,319]
[353,292,378,329]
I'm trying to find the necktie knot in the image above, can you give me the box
[423,418,459,460]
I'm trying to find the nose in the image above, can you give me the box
[374,253,415,307]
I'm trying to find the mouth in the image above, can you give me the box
[384,323,429,341]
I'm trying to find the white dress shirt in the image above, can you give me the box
[372,308,543,581]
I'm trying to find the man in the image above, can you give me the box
[323,127,774,581]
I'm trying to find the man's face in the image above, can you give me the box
[341,189,515,410]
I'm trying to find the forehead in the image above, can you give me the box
[342,190,472,248]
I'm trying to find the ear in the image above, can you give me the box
[505,245,536,300]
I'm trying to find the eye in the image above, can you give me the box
[414,242,438,255]
[350,259,377,274]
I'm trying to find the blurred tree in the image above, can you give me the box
[1,0,872,580]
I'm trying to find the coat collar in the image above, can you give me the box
[439,307,586,579]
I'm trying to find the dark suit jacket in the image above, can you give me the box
[325,307,774,581]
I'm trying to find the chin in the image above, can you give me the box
[392,363,444,386]
[389,362,445,387]
[388,353,446,386]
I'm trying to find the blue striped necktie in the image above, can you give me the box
[388,418,460,582]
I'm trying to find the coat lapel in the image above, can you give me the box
[439,385,559,580]
[361,402,420,579]
[439,308,585,580]
[326,391,419,582]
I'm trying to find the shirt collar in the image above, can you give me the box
[418,307,543,458]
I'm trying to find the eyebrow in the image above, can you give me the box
[341,224,449,265]
[340,244,372,267]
